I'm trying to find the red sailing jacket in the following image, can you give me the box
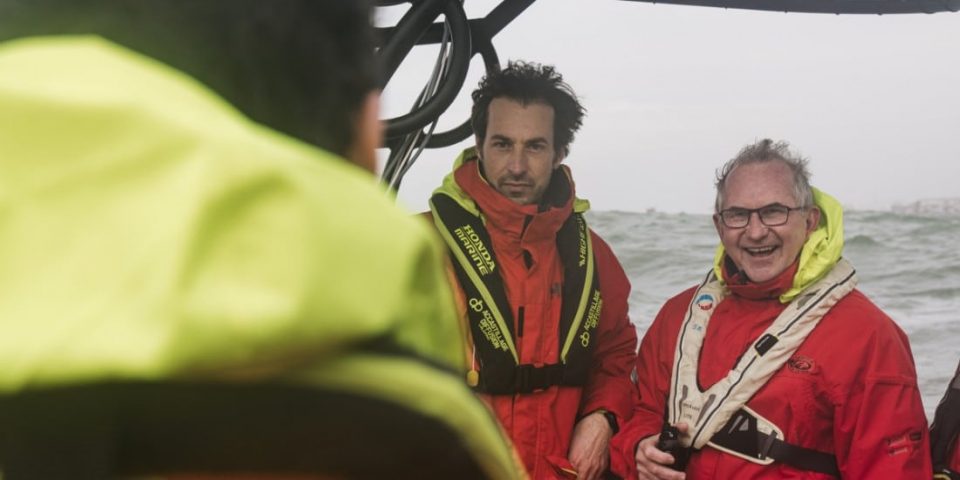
[449,159,637,479]
[612,262,931,479]
[952,444,960,473]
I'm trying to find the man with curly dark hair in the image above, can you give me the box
[427,61,638,480]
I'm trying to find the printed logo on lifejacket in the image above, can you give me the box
[678,385,714,426]
[577,216,588,267]
[580,291,603,347]
[680,401,704,426]
[470,297,509,352]
[585,291,603,330]
[696,294,715,310]
[454,225,496,275]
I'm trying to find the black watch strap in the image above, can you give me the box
[601,410,619,434]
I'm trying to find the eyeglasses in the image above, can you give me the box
[717,204,806,228]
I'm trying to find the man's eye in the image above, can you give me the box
[528,143,545,151]
[760,205,786,215]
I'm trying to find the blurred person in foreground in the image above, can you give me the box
[611,139,930,479]
[0,1,522,478]
[426,61,637,480]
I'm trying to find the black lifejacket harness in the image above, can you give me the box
[709,407,841,477]
[429,191,602,395]
[932,360,960,480]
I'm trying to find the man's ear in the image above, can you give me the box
[474,136,484,160]
[805,206,822,234]
[346,91,382,173]
[553,150,566,169]
[713,213,723,236]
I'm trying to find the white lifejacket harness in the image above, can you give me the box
[667,258,857,477]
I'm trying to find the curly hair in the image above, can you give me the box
[471,61,585,157]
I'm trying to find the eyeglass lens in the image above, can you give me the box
[721,205,792,228]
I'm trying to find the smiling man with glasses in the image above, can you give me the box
[611,139,930,479]
[712,153,821,286]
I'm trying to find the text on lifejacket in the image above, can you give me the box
[455,225,496,275]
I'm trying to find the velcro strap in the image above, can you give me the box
[760,431,840,478]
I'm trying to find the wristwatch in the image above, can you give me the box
[595,409,619,434]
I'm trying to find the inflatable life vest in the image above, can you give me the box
[667,258,857,477]
[429,189,602,395]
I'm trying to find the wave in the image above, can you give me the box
[845,234,881,247]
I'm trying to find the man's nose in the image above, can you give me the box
[745,212,768,239]
[506,148,527,175]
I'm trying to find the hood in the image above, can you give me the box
[712,187,845,303]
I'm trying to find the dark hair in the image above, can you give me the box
[471,61,585,158]
[0,0,378,156]
[714,138,815,212]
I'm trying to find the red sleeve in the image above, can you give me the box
[829,296,931,478]
[609,288,695,479]
[951,441,960,473]
[577,232,638,425]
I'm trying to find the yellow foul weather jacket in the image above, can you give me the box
[0,36,523,479]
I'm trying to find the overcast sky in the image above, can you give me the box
[377,0,960,214]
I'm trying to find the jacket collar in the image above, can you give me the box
[435,147,590,245]
[722,257,799,301]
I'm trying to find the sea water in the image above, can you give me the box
[588,209,960,419]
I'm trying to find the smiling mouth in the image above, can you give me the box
[744,246,778,257]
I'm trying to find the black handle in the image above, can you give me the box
[655,424,690,472]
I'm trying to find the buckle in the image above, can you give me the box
[514,364,535,393]
[758,430,778,460]
[513,364,564,393]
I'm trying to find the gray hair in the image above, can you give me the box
[714,139,814,213]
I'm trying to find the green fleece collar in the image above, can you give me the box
[712,187,845,303]
[433,147,591,215]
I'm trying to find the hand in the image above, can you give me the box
[568,411,614,480]
[634,423,688,480]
